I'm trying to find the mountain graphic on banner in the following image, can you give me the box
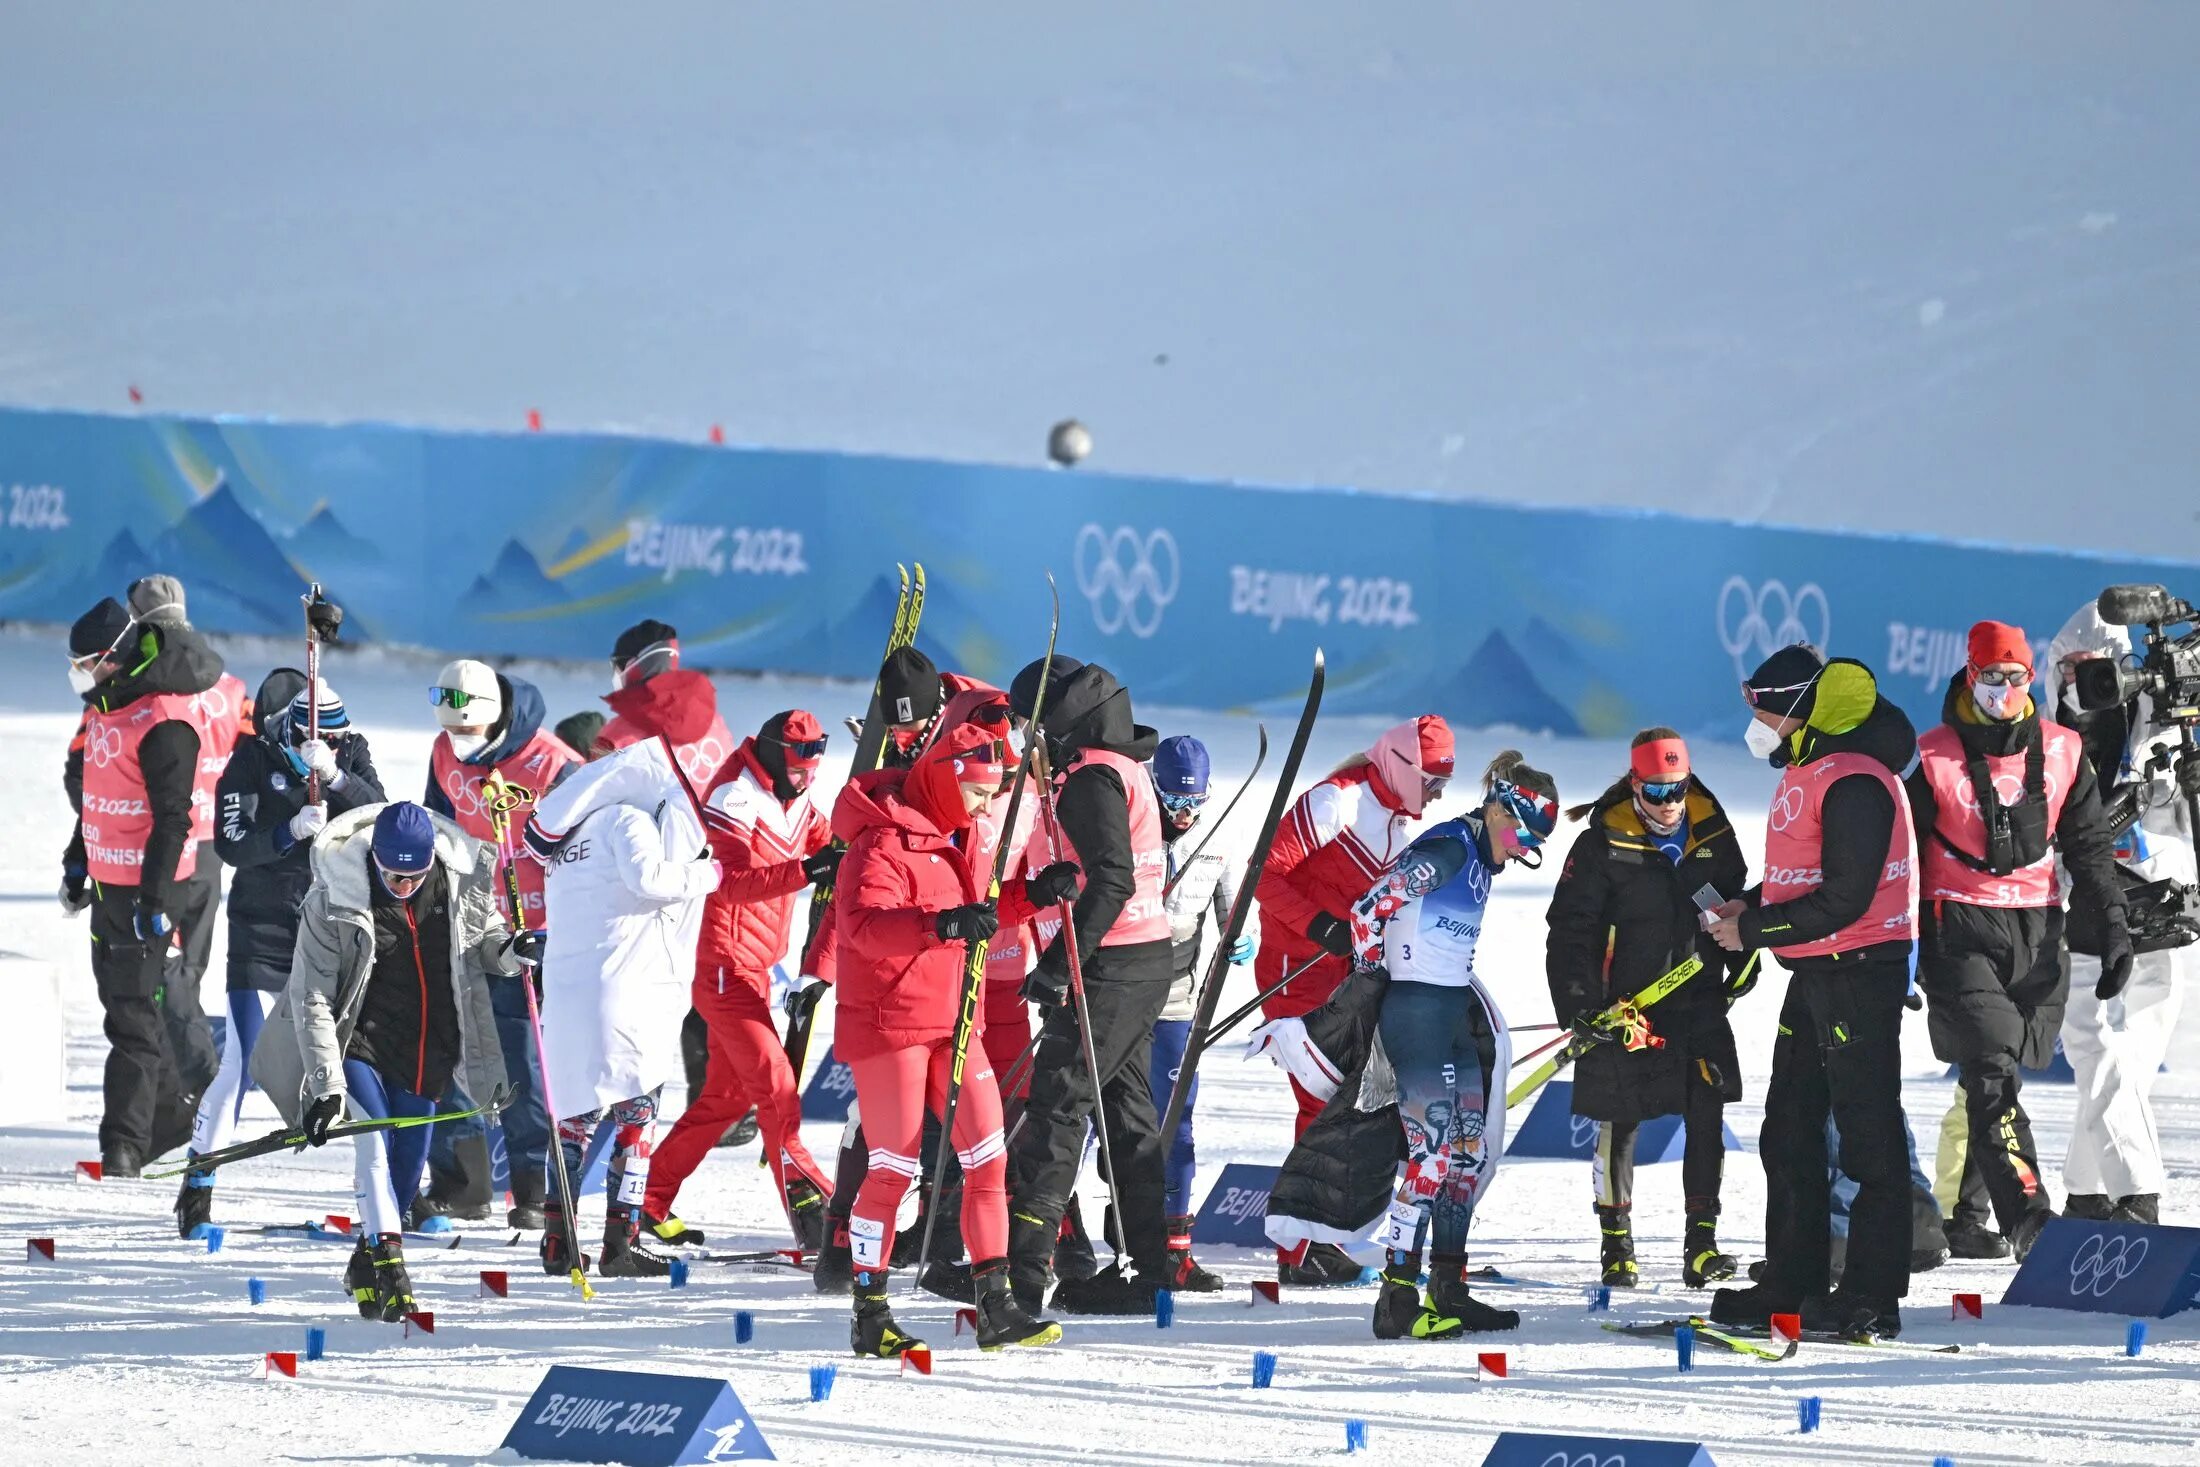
[821,570,1001,684]
[1434,629,1582,736]
[1518,614,1634,738]
[465,539,569,613]
[147,483,319,636]
[287,505,385,574]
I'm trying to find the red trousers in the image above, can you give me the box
[848,1037,1007,1270]
[645,969,825,1223]
[982,981,1033,1101]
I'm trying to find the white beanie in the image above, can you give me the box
[434,659,503,730]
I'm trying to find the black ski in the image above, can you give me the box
[1157,649,1325,1149]
[1611,1315,1961,1355]
[258,1221,467,1251]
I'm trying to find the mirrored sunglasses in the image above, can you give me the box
[1637,778,1688,804]
[1158,790,1209,815]
[430,687,490,709]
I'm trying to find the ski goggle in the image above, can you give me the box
[1971,664,2033,687]
[769,733,831,761]
[1492,778,1558,848]
[374,857,430,896]
[431,687,492,710]
[1158,790,1209,815]
[1636,778,1688,805]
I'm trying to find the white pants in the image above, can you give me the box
[189,990,275,1158]
[2063,946,2184,1199]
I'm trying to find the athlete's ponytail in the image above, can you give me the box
[1482,749,1557,807]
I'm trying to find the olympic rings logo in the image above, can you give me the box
[445,771,487,821]
[1074,524,1179,639]
[679,736,729,780]
[1717,576,1830,677]
[84,723,125,769]
[2069,1232,2149,1298]
[1769,785,1807,833]
[1952,770,2060,814]
[1540,1452,1628,1467]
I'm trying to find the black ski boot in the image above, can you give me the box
[785,1177,828,1252]
[1051,1261,1162,1315]
[599,1208,674,1278]
[973,1259,1063,1350]
[1423,1255,1518,1334]
[1598,1206,1639,1288]
[1682,1214,1738,1288]
[2064,1192,2114,1221]
[1708,1280,1809,1329]
[101,1142,145,1180]
[2008,1208,2055,1262]
[540,1200,589,1277]
[369,1234,417,1323]
[1053,1199,1098,1285]
[410,1188,490,1229]
[1803,1291,1901,1340]
[920,1259,976,1303]
[345,1239,379,1318]
[813,1216,855,1295]
[507,1173,548,1231]
[1944,1214,2010,1259]
[1371,1265,1430,1340]
[642,1211,704,1247]
[2111,1194,2160,1226]
[1008,1209,1056,1315]
[850,1271,926,1358]
[1165,1215,1223,1293]
[173,1160,215,1240]
[1278,1241,1368,1287]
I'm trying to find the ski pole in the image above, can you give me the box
[300,584,324,804]
[483,771,595,1301]
[1204,951,1326,1046]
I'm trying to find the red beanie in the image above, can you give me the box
[1967,621,2033,677]
[1630,736,1690,783]
[1417,715,1456,777]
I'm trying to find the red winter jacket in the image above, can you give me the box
[696,739,831,997]
[595,669,735,792]
[830,762,1042,1063]
[1254,760,1419,1018]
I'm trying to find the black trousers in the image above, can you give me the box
[1759,950,1913,1306]
[162,862,221,1094]
[1008,971,1171,1276]
[89,884,191,1156]
[1594,1069,1727,1217]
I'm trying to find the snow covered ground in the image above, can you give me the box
[3,625,2196,1465]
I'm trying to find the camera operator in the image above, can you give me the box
[2048,596,2198,1227]
[1906,621,2128,1262]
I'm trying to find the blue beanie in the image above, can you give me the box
[1151,735,1211,797]
[371,802,437,874]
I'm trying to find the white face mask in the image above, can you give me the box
[446,730,492,760]
[1744,717,1785,761]
[1972,681,2023,721]
[67,664,98,696]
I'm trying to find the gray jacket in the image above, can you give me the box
[251,804,516,1122]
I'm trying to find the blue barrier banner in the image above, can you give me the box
[1504,1081,1740,1162]
[799,1045,856,1122]
[1191,1163,1282,1249]
[2001,1219,2200,1319]
[3,406,2191,733]
[1482,1432,1716,1467]
[502,1364,773,1465]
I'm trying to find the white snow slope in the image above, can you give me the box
[2,627,2195,1465]
[5,3,2200,559]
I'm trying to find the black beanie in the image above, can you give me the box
[1744,644,1827,719]
[70,597,134,659]
[878,646,941,725]
[612,618,679,666]
[1009,654,1084,721]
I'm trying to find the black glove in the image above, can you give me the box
[1904,988,1925,1012]
[2097,911,2136,1001]
[934,902,1000,945]
[59,863,92,918]
[504,929,547,968]
[301,1093,343,1147]
[801,846,844,885]
[131,893,173,942]
[1307,912,1354,958]
[1021,959,1071,1010]
[1725,954,1760,1002]
[305,592,344,644]
[1025,860,1081,908]
[1567,1013,1618,1049]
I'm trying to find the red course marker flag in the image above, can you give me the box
[261,1352,298,1379]
[526,409,542,432]
[1249,1280,1281,1307]
[953,1308,978,1336]
[1952,1293,1983,1321]
[1769,1312,1803,1347]
[1476,1352,1508,1380]
[74,1161,103,1182]
[404,1312,437,1337]
[899,1345,933,1376]
[26,1238,55,1261]
[479,1271,509,1299]
[324,1214,352,1234]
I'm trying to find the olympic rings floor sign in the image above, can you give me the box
[1481,1431,1716,1467]
[2001,1218,2200,1319]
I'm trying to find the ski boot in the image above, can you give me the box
[1165,1215,1223,1292]
[2008,1208,2055,1262]
[101,1143,145,1180]
[540,1200,590,1277]
[1008,1209,1057,1315]
[850,1270,926,1358]
[1371,1265,1433,1340]
[1413,1254,1518,1336]
[1277,1241,1369,1287]
[1682,1214,1738,1288]
[1598,1206,1639,1289]
[2064,1192,2114,1222]
[1944,1214,2011,1260]
[173,1160,215,1240]
[642,1211,704,1247]
[1708,1280,1808,1329]
[410,1188,490,1230]
[345,1238,379,1318]
[2111,1194,2160,1226]
[813,1216,855,1295]
[919,1259,976,1303]
[1053,1199,1098,1286]
[1803,1291,1901,1341]
[599,1208,674,1278]
[973,1259,1063,1350]
[507,1174,548,1232]
[369,1234,417,1323]
[786,1177,828,1252]
[1051,1262,1162,1315]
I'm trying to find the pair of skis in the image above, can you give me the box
[1505,950,1762,1108]
[1603,1314,1961,1357]
[783,563,927,1081]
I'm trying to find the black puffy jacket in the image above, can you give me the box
[214,668,386,988]
[1262,968,1404,1245]
[1545,778,1749,1123]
